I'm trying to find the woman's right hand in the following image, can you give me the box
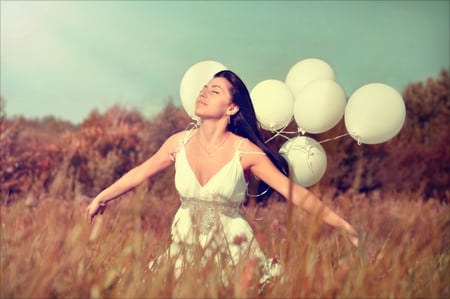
[86,199,107,224]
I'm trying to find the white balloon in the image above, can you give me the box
[250,79,294,131]
[285,58,336,97]
[294,79,346,134]
[345,83,406,144]
[179,60,227,120]
[279,136,327,187]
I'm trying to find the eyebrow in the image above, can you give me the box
[211,84,225,91]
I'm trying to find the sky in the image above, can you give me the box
[1,0,449,125]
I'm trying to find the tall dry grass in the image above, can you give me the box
[1,183,448,298]
[1,71,448,298]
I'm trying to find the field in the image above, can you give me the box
[1,185,449,298]
[0,71,449,298]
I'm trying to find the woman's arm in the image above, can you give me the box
[86,131,183,223]
[242,141,359,247]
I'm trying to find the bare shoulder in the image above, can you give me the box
[165,130,188,145]
[234,135,264,154]
[229,135,267,170]
[163,130,194,150]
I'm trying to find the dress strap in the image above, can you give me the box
[236,138,246,151]
[237,138,266,156]
[169,124,198,161]
[181,124,197,146]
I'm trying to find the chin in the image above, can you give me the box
[194,110,203,118]
[194,107,206,118]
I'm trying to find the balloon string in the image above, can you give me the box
[264,125,302,144]
[264,124,289,143]
[317,133,350,144]
[246,186,270,198]
[265,128,351,145]
[265,132,289,143]
[185,121,200,130]
[356,135,362,145]
[283,139,324,173]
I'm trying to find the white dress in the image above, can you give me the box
[149,130,279,283]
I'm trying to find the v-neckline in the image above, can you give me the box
[183,146,237,188]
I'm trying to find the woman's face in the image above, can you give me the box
[195,77,237,119]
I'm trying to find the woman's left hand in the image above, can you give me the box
[86,199,107,224]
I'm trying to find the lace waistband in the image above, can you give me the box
[180,196,241,234]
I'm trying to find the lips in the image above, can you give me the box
[196,99,207,106]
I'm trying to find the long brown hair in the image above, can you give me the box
[214,70,289,202]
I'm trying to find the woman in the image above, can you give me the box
[86,70,359,282]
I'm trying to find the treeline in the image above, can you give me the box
[0,70,448,203]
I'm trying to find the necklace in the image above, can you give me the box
[197,133,230,158]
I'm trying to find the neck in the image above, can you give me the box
[197,118,229,142]
[196,121,230,158]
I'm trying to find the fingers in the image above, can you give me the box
[86,202,107,224]
[348,234,359,248]
[87,206,93,224]
[86,203,98,224]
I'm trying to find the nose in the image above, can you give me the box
[198,86,207,98]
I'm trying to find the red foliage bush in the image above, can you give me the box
[0,101,191,202]
[0,71,448,203]
[0,114,70,201]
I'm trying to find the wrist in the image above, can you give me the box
[94,196,108,205]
